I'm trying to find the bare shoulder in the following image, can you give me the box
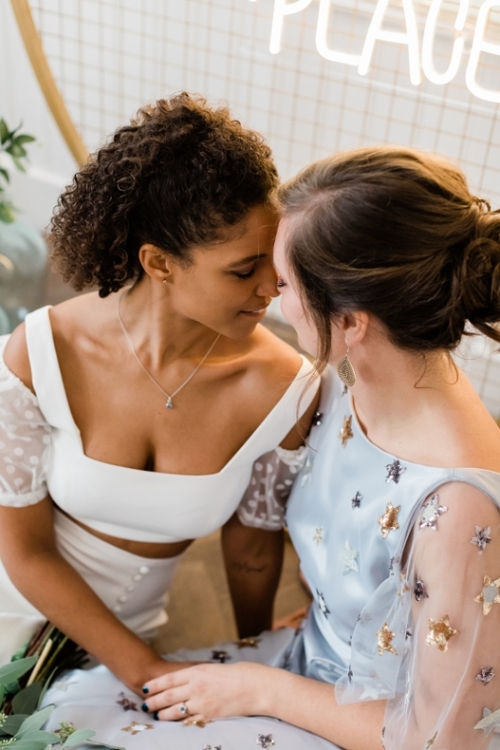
[3,322,32,391]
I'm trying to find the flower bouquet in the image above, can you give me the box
[0,622,124,749]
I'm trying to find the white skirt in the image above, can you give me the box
[0,509,181,664]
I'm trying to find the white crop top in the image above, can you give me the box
[0,306,317,542]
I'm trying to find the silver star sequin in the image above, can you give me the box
[474,707,500,736]
[347,666,353,683]
[316,590,331,618]
[474,576,500,615]
[470,526,492,554]
[257,734,275,748]
[351,491,362,509]
[339,540,359,575]
[360,682,391,700]
[385,459,406,484]
[313,527,323,545]
[414,578,429,601]
[476,667,495,686]
[419,494,448,530]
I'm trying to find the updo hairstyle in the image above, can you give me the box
[50,93,279,297]
[277,147,500,365]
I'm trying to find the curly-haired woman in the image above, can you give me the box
[0,94,319,690]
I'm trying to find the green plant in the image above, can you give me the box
[0,119,35,223]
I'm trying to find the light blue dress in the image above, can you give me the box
[43,368,500,750]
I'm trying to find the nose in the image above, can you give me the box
[255,257,279,299]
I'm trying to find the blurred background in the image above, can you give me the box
[1,0,500,645]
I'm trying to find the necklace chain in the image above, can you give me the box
[117,289,221,409]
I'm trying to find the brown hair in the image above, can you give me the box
[50,93,279,297]
[278,147,500,365]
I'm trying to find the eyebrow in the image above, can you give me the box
[226,253,265,269]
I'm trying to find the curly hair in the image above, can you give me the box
[50,93,279,297]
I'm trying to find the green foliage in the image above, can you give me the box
[0,627,124,750]
[0,118,36,223]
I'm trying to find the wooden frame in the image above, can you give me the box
[10,0,88,166]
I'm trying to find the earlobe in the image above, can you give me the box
[138,243,171,283]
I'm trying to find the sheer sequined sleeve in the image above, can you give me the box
[383,483,500,750]
[237,446,308,531]
[0,335,51,506]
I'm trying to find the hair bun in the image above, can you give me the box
[457,207,500,338]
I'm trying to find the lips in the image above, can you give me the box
[240,307,268,315]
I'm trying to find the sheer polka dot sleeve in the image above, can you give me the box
[0,336,51,507]
[237,446,308,530]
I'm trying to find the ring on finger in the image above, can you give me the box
[179,702,188,716]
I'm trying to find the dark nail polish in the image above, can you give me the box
[142,686,149,694]
[153,711,159,721]
[141,702,149,712]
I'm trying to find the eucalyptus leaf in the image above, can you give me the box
[0,657,37,685]
[0,119,8,143]
[0,203,15,222]
[14,135,35,145]
[62,729,96,747]
[0,714,29,736]
[0,167,9,182]
[11,156,26,173]
[10,739,52,750]
[14,729,59,743]
[6,143,27,158]
[0,682,5,703]
[12,683,43,715]
[88,743,127,750]
[17,705,54,736]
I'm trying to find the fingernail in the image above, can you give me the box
[142,686,149,694]
[141,702,149,712]
[153,711,159,721]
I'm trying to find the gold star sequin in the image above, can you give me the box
[122,722,154,736]
[235,637,260,649]
[376,622,397,656]
[474,575,500,615]
[425,614,458,652]
[339,416,353,447]
[378,502,401,539]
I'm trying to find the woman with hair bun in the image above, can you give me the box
[44,146,500,750]
[0,94,319,688]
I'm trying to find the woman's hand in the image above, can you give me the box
[141,662,272,723]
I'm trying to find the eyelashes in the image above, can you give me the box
[277,276,287,288]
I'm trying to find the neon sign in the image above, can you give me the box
[249,0,500,103]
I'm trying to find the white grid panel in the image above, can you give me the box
[25,0,500,415]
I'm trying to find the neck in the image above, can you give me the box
[344,336,460,450]
[118,278,219,368]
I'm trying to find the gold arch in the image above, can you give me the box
[10,0,88,166]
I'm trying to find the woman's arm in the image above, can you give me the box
[0,498,188,693]
[142,661,385,749]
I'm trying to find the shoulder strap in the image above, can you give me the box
[24,306,78,432]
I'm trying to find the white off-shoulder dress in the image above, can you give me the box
[0,305,318,664]
[41,366,500,750]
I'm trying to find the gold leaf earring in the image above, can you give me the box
[337,348,356,387]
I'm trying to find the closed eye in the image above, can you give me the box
[233,262,258,280]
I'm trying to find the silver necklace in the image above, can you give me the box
[117,289,221,409]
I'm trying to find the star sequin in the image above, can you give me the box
[414,578,429,601]
[316,590,331,618]
[474,707,500,736]
[425,732,438,748]
[378,502,401,539]
[357,611,373,626]
[419,494,448,530]
[385,459,406,484]
[474,575,500,615]
[312,411,323,427]
[257,734,275,748]
[342,384,348,396]
[425,614,458,652]
[122,722,154,735]
[339,415,354,447]
[376,622,397,656]
[351,491,362,509]
[116,692,139,711]
[313,527,323,544]
[347,666,353,683]
[339,540,359,575]
[235,637,260,649]
[470,526,492,554]
[203,745,222,750]
[389,554,401,574]
[360,682,391,700]
[397,573,410,599]
[212,650,231,663]
[476,667,495,686]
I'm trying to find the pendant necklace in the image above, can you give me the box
[117,289,221,409]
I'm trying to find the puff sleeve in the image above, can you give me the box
[0,335,51,507]
[237,445,308,530]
